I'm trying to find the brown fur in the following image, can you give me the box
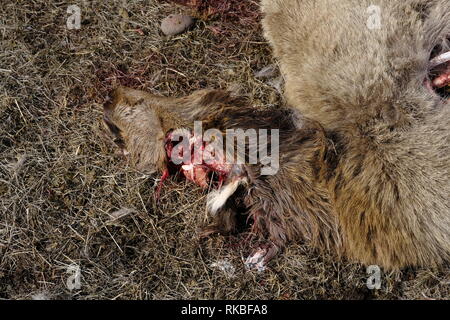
[103,87,341,255]
[262,0,450,268]
[103,0,450,270]
[103,87,238,173]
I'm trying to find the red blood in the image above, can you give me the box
[182,165,210,188]
[432,63,450,88]
[432,73,450,88]
[155,169,170,200]
[159,129,233,193]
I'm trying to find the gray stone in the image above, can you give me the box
[161,14,194,36]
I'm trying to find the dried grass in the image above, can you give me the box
[0,0,448,300]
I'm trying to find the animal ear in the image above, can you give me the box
[103,87,166,174]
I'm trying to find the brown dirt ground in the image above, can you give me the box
[0,0,449,300]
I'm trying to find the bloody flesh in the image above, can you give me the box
[161,129,233,191]
[429,50,450,99]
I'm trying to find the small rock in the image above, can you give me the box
[107,207,136,224]
[254,64,278,79]
[161,14,194,36]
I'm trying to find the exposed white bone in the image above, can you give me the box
[430,51,450,68]
[207,177,247,215]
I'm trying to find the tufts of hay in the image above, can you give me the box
[0,0,449,300]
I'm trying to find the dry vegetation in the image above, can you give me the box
[0,0,449,300]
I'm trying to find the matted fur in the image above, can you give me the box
[261,0,450,268]
[104,0,450,270]
[104,78,449,269]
